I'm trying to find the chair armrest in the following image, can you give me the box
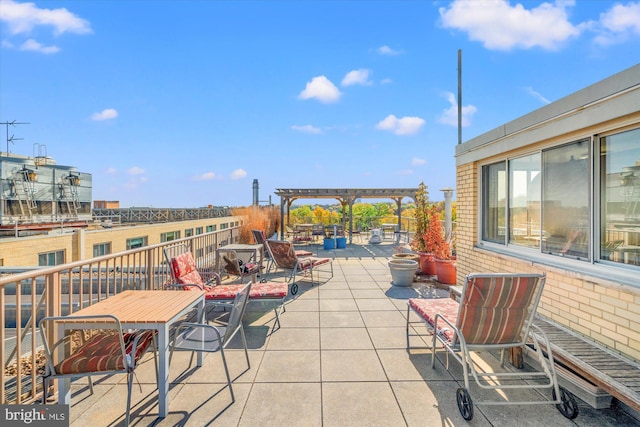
[165,283,204,290]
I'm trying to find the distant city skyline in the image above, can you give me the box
[1,0,639,207]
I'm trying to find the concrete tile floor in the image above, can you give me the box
[67,242,639,426]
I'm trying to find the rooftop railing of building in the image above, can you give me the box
[1,226,241,405]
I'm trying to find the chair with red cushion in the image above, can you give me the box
[163,244,289,331]
[265,239,333,295]
[406,273,578,421]
[39,314,156,426]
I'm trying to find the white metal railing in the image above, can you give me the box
[1,226,240,405]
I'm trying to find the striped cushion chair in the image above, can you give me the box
[406,273,575,421]
[39,314,156,426]
[265,239,333,295]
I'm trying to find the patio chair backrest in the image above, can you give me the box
[266,240,299,269]
[252,229,267,245]
[456,273,545,347]
[169,250,207,290]
[223,282,252,345]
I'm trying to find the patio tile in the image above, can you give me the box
[377,349,456,381]
[322,382,405,426]
[239,382,322,427]
[321,327,374,350]
[367,326,409,349]
[266,327,320,350]
[321,349,386,381]
[319,311,364,328]
[355,298,398,311]
[319,289,354,299]
[277,309,320,328]
[319,298,359,311]
[283,298,319,312]
[351,288,388,298]
[360,310,407,327]
[254,350,320,382]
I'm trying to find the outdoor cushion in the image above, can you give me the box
[204,282,288,300]
[55,330,155,374]
[408,297,460,343]
[171,252,208,290]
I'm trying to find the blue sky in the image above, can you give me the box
[1,1,639,208]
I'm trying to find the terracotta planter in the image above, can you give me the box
[434,257,457,284]
[417,251,436,275]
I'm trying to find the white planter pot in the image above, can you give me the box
[388,258,418,287]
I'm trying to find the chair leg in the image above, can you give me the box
[219,347,235,403]
[240,327,250,369]
[126,371,133,426]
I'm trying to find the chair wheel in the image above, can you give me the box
[553,386,579,419]
[456,387,474,421]
[290,283,298,295]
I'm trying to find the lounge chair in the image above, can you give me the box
[164,244,288,331]
[406,272,578,421]
[252,229,312,276]
[265,239,333,295]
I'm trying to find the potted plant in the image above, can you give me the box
[410,183,437,275]
[426,212,456,285]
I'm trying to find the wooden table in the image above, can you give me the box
[58,290,205,418]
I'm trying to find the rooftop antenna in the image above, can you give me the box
[1,120,29,155]
[457,49,462,145]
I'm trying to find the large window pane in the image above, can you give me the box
[542,140,590,259]
[600,128,640,266]
[482,162,506,244]
[509,154,541,248]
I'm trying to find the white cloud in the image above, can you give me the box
[375,114,425,136]
[91,108,118,121]
[437,92,477,127]
[19,38,59,54]
[128,166,144,175]
[341,69,373,87]
[0,0,92,36]
[593,2,640,46]
[525,86,550,104]
[439,0,580,51]
[291,124,323,134]
[105,167,117,174]
[230,169,247,180]
[193,172,215,181]
[412,157,427,166]
[298,76,342,103]
[377,45,402,55]
[380,78,393,85]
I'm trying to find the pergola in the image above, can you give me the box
[274,188,419,243]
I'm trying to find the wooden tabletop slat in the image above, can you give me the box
[68,290,204,324]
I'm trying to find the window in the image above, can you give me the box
[600,128,640,266]
[542,140,590,259]
[39,250,65,266]
[185,228,193,237]
[481,129,639,269]
[161,231,180,242]
[93,242,112,257]
[508,154,540,249]
[196,227,203,235]
[206,225,216,232]
[126,236,147,250]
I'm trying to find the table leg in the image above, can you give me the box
[196,298,204,367]
[157,323,169,418]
